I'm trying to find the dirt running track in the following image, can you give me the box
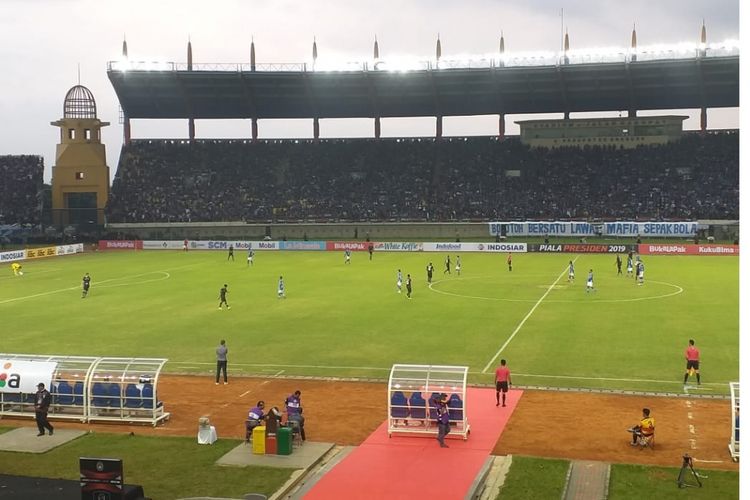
[6,375,737,471]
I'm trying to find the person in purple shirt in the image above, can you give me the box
[245,400,266,443]
[435,393,450,448]
[285,390,306,441]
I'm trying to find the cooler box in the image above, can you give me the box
[252,426,266,454]
[277,426,293,455]
[265,435,277,454]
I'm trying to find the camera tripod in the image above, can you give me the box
[677,454,704,488]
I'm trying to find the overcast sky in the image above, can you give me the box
[0,0,740,182]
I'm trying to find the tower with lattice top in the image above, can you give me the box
[50,85,110,226]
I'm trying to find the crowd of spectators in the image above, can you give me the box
[0,155,43,225]
[106,132,738,223]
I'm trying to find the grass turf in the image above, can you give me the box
[496,455,570,499]
[1,249,738,393]
[608,463,739,499]
[0,430,293,499]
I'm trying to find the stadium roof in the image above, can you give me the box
[108,56,738,120]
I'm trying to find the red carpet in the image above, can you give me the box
[305,388,522,500]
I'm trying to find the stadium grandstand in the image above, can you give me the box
[107,132,738,223]
[0,155,44,237]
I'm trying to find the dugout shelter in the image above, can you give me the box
[0,354,170,426]
[728,382,739,461]
[388,364,470,440]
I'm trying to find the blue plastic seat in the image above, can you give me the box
[124,384,142,408]
[448,394,463,422]
[73,381,84,406]
[108,383,122,408]
[408,392,427,419]
[141,383,162,409]
[57,381,74,405]
[390,391,409,419]
[92,382,110,407]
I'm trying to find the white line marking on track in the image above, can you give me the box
[689,424,696,434]
[239,390,251,397]
[274,370,285,377]
[692,459,724,463]
[482,257,580,373]
[687,412,693,420]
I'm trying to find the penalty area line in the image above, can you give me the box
[482,256,579,373]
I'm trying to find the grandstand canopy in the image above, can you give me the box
[108,57,738,119]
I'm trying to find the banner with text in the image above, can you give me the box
[326,241,371,251]
[423,242,527,253]
[98,240,142,250]
[56,243,84,255]
[530,243,633,253]
[279,241,326,251]
[638,244,739,256]
[373,242,423,252]
[604,221,698,238]
[0,360,57,393]
[184,240,279,251]
[489,221,598,237]
[0,250,26,263]
[489,221,699,238]
[25,247,57,259]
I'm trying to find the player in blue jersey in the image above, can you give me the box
[396,269,403,293]
[626,252,634,277]
[586,269,595,293]
[568,260,575,282]
[636,259,645,286]
[277,276,286,298]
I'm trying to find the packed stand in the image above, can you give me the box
[106,132,738,223]
[0,155,43,225]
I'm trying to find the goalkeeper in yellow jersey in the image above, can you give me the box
[11,262,23,276]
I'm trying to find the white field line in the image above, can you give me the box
[166,361,732,387]
[482,257,579,373]
[0,262,202,305]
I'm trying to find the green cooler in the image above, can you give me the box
[277,426,293,455]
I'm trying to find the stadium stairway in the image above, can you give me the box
[562,460,611,500]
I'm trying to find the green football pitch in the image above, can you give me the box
[1,250,738,394]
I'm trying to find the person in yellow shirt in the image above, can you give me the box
[11,262,23,276]
[630,407,655,446]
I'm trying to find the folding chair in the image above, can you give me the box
[287,419,304,447]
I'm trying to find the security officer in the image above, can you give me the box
[34,383,54,436]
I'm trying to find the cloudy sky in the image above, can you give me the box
[0,0,740,181]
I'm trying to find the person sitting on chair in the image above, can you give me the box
[245,400,266,443]
[629,407,655,447]
[285,390,306,441]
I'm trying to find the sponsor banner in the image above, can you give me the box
[143,241,184,250]
[279,241,326,251]
[98,240,142,250]
[56,243,84,255]
[604,221,698,238]
[326,241,371,251]
[639,244,739,256]
[530,243,633,253]
[0,360,57,393]
[25,246,58,259]
[0,250,26,262]
[423,242,528,253]
[373,242,424,252]
[489,221,598,237]
[478,242,528,253]
[184,240,279,251]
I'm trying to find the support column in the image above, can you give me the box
[498,113,506,141]
[313,117,320,139]
[700,107,707,135]
[189,118,195,142]
[252,118,258,141]
[123,117,131,146]
[374,117,381,139]
[628,109,637,118]
[436,115,443,139]
[563,111,570,120]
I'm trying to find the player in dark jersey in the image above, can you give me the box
[81,273,91,298]
[227,245,234,261]
[426,262,434,283]
[616,254,623,275]
[218,284,230,310]
[444,255,451,274]
[368,243,374,261]
[406,274,412,299]
[507,253,513,271]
